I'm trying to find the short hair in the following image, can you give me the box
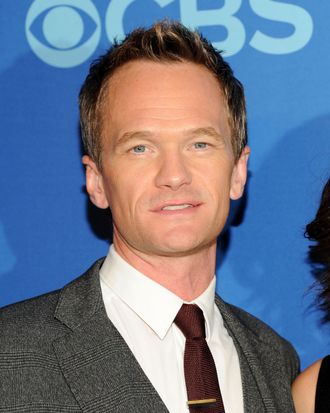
[306,178,330,322]
[79,20,247,169]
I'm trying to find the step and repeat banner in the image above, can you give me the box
[1,0,329,369]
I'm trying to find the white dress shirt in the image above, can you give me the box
[100,245,244,413]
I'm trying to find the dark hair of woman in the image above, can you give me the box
[306,178,330,322]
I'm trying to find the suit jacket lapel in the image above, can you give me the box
[52,260,293,413]
[53,260,168,413]
[215,295,288,413]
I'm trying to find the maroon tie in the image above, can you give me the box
[174,304,225,413]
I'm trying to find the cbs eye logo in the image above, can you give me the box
[25,0,101,68]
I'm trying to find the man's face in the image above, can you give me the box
[85,61,248,257]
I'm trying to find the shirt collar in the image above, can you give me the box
[100,245,216,339]
[193,276,216,339]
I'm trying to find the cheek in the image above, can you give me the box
[203,176,233,219]
[205,169,233,198]
[105,176,144,218]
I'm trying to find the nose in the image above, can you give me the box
[155,150,192,191]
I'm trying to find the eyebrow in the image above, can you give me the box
[187,127,226,142]
[116,127,227,146]
[116,131,153,146]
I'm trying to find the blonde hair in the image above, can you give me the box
[79,20,247,168]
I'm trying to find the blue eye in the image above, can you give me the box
[194,142,208,149]
[25,0,101,68]
[132,145,146,153]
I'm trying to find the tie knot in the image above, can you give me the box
[174,304,205,339]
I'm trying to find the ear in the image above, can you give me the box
[230,146,250,200]
[82,155,109,209]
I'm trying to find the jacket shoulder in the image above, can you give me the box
[224,300,300,379]
[0,258,104,345]
[0,261,103,411]
[0,289,66,347]
[226,302,289,341]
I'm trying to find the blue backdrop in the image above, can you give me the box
[1,0,329,370]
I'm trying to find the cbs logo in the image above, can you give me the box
[25,0,314,69]
[25,0,101,68]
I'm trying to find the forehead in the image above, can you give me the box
[101,60,230,140]
[106,60,223,107]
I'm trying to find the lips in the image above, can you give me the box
[162,204,193,211]
[151,200,201,213]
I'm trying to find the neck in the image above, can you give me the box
[113,238,217,301]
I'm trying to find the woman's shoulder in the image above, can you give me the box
[292,358,324,413]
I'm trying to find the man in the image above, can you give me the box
[0,21,299,412]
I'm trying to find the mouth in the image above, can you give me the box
[152,200,201,215]
[161,203,193,211]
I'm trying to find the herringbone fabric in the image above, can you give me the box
[175,304,225,413]
[0,259,300,412]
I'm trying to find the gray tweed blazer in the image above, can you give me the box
[0,259,299,412]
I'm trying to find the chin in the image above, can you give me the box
[145,235,215,257]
